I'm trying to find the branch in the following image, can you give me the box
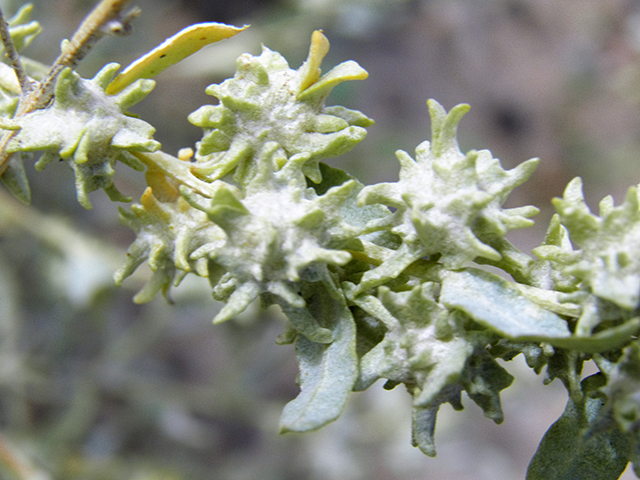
[25,0,133,111]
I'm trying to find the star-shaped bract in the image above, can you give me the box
[355,100,538,293]
[7,63,161,208]
[534,178,640,334]
[188,31,373,187]
[114,174,225,303]
[353,283,512,456]
[182,141,360,341]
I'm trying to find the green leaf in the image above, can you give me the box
[527,392,628,480]
[298,60,369,100]
[411,404,442,457]
[279,293,357,433]
[411,388,465,458]
[440,268,571,340]
[7,4,41,52]
[460,347,514,423]
[441,269,640,353]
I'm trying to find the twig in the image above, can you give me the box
[26,0,133,110]
[0,0,133,176]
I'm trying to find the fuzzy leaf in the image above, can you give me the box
[309,162,399,249]
[440,268,571,340]
[412,406,440,457]
[298,60,369,100]
[6,4,41,53]
[279,293,357,433]
[411,386,464,458]
[441,269,639,354]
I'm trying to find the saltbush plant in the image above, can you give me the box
[1,1,640,478]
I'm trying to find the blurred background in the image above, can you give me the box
[1,0,640,478]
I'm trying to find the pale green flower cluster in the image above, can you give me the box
[351,282,513,456]
[187,31,372,186]
[7,64,160,208]
[355,100,539,293]
[114,180,224,303]
[535,179,640,323]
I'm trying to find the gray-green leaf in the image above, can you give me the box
[279,295,357,433]
[527,393,628,480]
[440,268,571,340]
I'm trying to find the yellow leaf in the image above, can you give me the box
[106,22,249,95]
[297,30,330,94]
